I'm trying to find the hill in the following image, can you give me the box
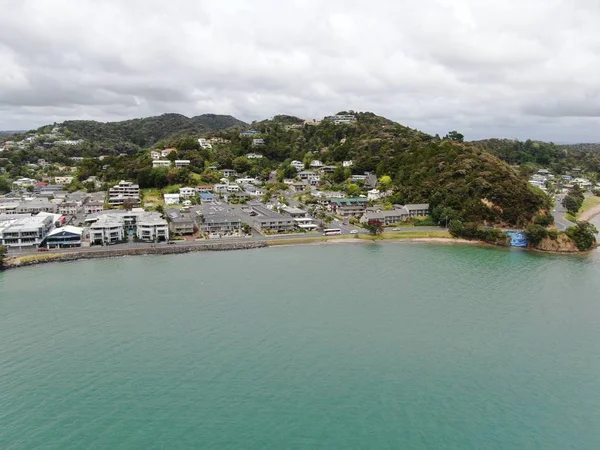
[242,113,550,226]
[472,138,600,176]
[44,113,247,148]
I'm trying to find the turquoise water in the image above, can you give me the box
[1,243,600,449]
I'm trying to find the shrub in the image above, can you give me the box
[566,222,598,251]
[525,224,548,246]
[533,214,554,227]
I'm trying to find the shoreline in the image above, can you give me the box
[2,235,593,272]
[578,203,600,222]
[2,237,477,271]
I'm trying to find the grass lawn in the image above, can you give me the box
[577,195,600,218]
[359,230,452,240]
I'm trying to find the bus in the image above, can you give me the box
[323,228,342,236]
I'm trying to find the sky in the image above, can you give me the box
[1,0,600,142]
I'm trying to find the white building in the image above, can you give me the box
[235,177,260,185]
[368,189,383,201]
[246,153,263,159]
[0,214,54,248]
[107,181,140,208]
[12,178,36,188]
[179,187,196,198]
[55,176,74,185]
[326,114,357,125]
[161,148,177,157]
[164,194,181,205]
[175,160,190,167]
[343,160,353,167]
[88,210,168,244]
[150,151,161,160]
[251,139,265,146]
[152,160,172,168]
[310,160,323,168]
[291,160,304,171]
[198,138,212,149]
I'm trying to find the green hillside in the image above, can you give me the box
[51,113,247,148]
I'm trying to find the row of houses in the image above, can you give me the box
[85,210,169,245]
[359,204,430,225]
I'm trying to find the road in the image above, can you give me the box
[553,194,576,231]
[6,225,448,256]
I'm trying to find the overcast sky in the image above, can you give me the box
[1,0,599,142]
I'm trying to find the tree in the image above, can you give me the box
[379,175,392,189]
[0,176,9,194]
[365,220,383,235]
[345,183,361,197]
[233,156,251,174]
[444,131,464,142]
[448,219,465,237]
[566,222,598,251]
[562,195,581,215]
[525,224,549,246]
[121,198,136,211]
[332,166,348,184]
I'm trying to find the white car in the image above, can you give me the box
[350,230,359,234]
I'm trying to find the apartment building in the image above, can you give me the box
[329,198,370,217]
[0,214,54,248]
[107,181,140,208]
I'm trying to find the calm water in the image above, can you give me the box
[1,243,600,449]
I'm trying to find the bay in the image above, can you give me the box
[1,243,600,449]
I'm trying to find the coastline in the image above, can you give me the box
[2,236,478,271]
[578,203,600,222]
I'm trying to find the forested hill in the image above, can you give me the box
[237,113,550,226]
[472,138,600,175]
[43,113,247,147]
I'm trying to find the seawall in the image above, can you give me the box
[3,241,268,270]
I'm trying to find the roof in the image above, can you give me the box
[46,226,83,237]
[330,198,369,205]
[404,203,429,211]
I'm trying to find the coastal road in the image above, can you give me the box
[6,226,448,257]
[553,195,576,231]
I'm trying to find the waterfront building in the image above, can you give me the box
[0,214,54,248]
[107,181,140,208]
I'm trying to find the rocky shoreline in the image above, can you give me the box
[3,241,268,270]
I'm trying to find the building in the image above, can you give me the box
[150,151,161,160]
[222,169,237,178]
[249,202,295,233]
[298,170,317,181]
[179,187,196,198]
[174,160,190,167]
[325,114,357,125]
[35,184,63,195]
[58,202,79,215]
[291,160,304,171]
[108,181,140,208]
[164,194,180,205]
[351,174,368,183]
[368,189,383,201]
[251,139,265,146]
[199,193,215,202]
[40,226,83,248]
[310,160,323,168]
[137,214,169,242]
[166,209,195,235]
[282,206,307,218]
[89,215,126,245]
[161,148,177,157]
[198,138,212,149]
[360,204,429,225]
[343,160,353,167]
[303,119,321,126]
[329,198,370,217]
[0,200,20,215]
[290,182,308,193]
[239,130,260,137]
[54,176,74,185]
[195,185,213,194]
[84,201,104,215]
[319,165,337,173]
[152,159,172,168]
[246,152,263,159]
[307,174,321,186]
[235,177,260,185]
[16,198,56,214]
[0,214,54,248]
[12,177,36,189]
[88,210,168,244]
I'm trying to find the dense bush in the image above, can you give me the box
[566,222,598,251]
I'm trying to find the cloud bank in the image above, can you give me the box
[1,0,600,142]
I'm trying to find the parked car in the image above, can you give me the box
[37,247,49,252]
[167,241,175,245]
[350,230,359,234]
[392,228,400,231]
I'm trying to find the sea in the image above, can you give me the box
[1,242,600,449]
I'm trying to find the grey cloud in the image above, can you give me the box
[1,0,600,142]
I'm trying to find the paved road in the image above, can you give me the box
[553,194,576,231]
[7,225,447,256]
